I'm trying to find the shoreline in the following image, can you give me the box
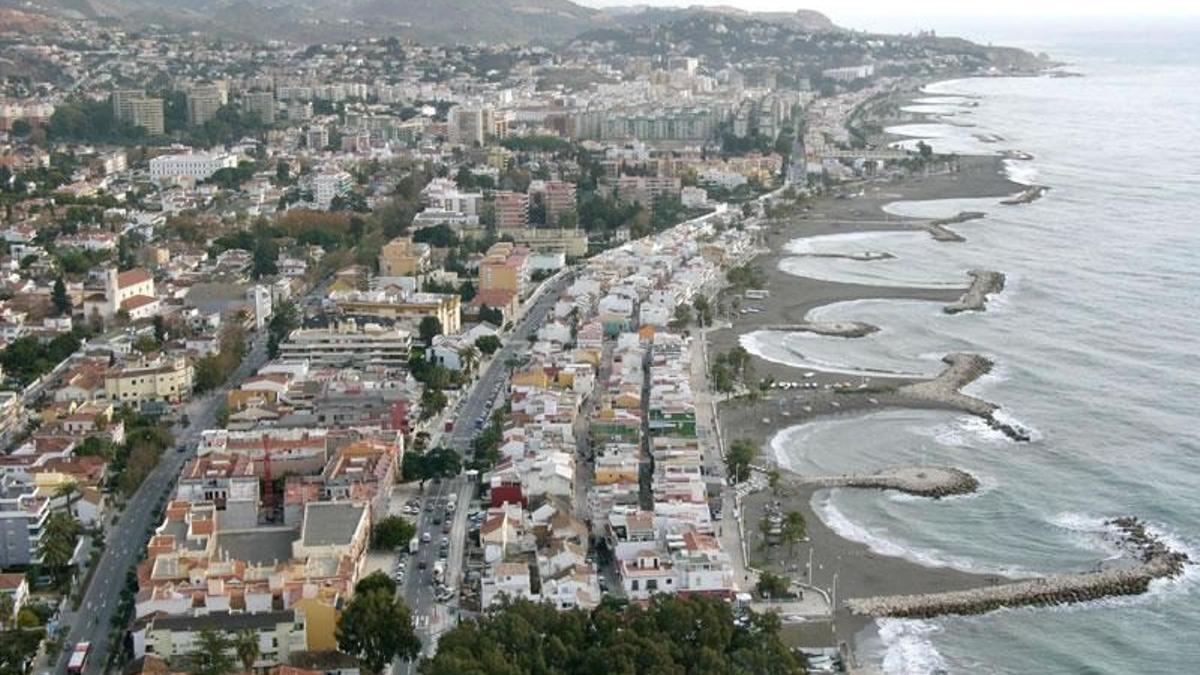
[708,80,1034,666]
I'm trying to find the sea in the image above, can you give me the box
[750,25,1200,674]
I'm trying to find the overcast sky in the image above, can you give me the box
[580,0,1200,42]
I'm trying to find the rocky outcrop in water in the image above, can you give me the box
[945,270,1006,314]
[798,466,979,498]
[760,321,880,338]
[899,353,1031,442]
[847,517,1189,619]
[1001,185,1050,205]
[924,211,984,242]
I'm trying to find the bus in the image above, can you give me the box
[67,642,91,674]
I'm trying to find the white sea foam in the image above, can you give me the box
[816,493,1030,579]
[738,330,926,378]
[877,618,950,675]
[1002,158,1040,186]
[925,415,1009,447]
[991,409,1042,443]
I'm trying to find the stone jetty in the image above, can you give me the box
[899,353,1031,441]
[760,321,880,338]
[1002,149,1035,161]
[944,270,1006,314]
[798,251,896,262]
[1001,185,1049,205]
[925,223,967,242]
[924,211,983,242]
[848,517,1189,619]
[795,466,979,499]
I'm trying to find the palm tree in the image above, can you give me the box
[0,593,13,631]
[54,481,81,517]
[233,629,260,672]
[782,511,807,556]
[458,345,480,375]
[767,468,781,496]
[39,511,80,590]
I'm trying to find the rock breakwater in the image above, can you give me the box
[847,517,1189,619]
[797,466,979,498]
[1001,185,1049,205]
[899,353,1031,441]
[760,321,880,338]
[945,270,1006,314]
[924,211,985,243]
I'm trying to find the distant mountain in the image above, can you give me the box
[1,0,612,43]
[600,4,837,33]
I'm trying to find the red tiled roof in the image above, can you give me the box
[469,289,517,308]
[117,268,152,288]
[120,295,158,311]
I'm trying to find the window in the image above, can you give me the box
[630,580,638,591]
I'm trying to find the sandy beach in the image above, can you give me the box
[706,112,1030,661]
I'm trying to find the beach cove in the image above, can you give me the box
[706,56,1200,673]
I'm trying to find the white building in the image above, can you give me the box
[308,170,352,210]
[149,152,238,184]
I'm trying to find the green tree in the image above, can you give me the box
[476,304,503,327]
[51,278,70,315]
[401,447,461,483]
[756,571,791,600]
[267,300,299,358]
[371,516,416,551]
[710,361,735,397]
[153,314,168,343]
[38,511,80,589]
[781,511,807,554]
[474,334,502,356]
[692,295,713,327]
[767,468,782,496]
[192,629,236,675]
[420,386,448,421]
[726,439,756,484]
[233,629,260,672]
[355,570,398,597]
[669,303,692,331]
[336,589,421,674]
[418,316,443,345]
[423,595,803,675]
[0,591,14,630]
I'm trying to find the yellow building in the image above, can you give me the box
[511,368,551,390]
[478,242,530,295]
[461,226,588,257]
[594,459,639,486]
[334,292,461,334]
[378,237,431,277]
[486,146,512,171]
[104,357,194,406]
[292,597,339,652]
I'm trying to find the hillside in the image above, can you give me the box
[0,0,612,43]
[601,4,837,33]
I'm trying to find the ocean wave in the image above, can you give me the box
[926,415,1011,447]
[739,330,926,378]
[1035,515,1200,611]
[877,618,950,675]
[815,492,1031,579]
[1002,159,1040,186]
[991,409,1042,443]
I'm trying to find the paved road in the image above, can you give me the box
[392,478,470,675]
[444,272,574,452]
[49,280,330,674]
